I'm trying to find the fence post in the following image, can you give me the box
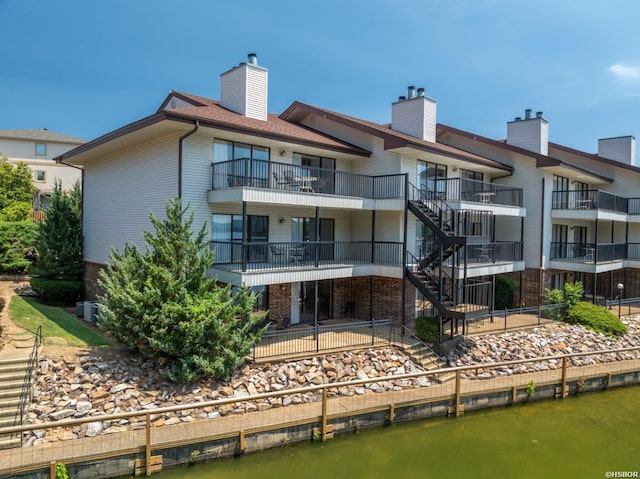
[321,387,328,441]
[504,309,507,330]
[455,370,462,417]
[560,356,568,399]
[538,304,541,325]
[145,412,152,476]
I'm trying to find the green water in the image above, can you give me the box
[156,386,640,479]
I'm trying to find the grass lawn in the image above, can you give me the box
[9,296,111,347]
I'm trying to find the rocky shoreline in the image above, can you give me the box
[22,315,640,446]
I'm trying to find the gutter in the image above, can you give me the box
[178,121,200,198]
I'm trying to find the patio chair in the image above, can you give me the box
[269,244,287,262]
[283,170,300,190]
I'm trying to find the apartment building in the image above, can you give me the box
[438,112,640,306]
[0,129,84,209]
[56,54,534,336]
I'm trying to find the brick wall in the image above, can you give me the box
[267,283,291,329]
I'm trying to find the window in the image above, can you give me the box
[213,139,270,187]
[294,153,336,194]
[212,214,269,262]
[35,143,46,156]
[461,169,483,181]
[291,217,335,260]
[553,175,570,208]
[35,170,46,182]
[417,160,447,198]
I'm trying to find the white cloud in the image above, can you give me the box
[608,64,640,80]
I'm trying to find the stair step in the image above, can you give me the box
[0,371,30,382]
[0,436,21,450]
[0,416,22,428]
[0,357,31,367]
[0,363,31,374]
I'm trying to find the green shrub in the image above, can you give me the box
[566,301,628,337]
[495,276,517,310]
[29,277,83,305]
[0,221,38,273]
[415,316,439,343]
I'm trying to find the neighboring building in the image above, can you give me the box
[0,129,85,209]
[55,54,640,336]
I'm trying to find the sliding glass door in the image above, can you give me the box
[212,214,269,262]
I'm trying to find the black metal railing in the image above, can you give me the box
[628,198,640,215]
[437,178,523,207]
[628,243,640,260]
[211,159,405,199]
[456,280,492,312]
[252,319,392,360]
[446,241,523,265]
[211,240,403,272]
[551,190,628,213]
[408,183,494,238]
[550,242,627,263]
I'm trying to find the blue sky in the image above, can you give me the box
[2,0,640,153]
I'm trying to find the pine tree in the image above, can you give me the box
[34,180,83,279]
[98,198,267,383]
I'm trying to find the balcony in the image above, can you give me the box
[551,190,640,220]
[438,178,523,208]
[443,241,524,278]
[549,242,630,272]
[210,240,403,285]
[211,159,405,199]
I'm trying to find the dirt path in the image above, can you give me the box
[0,278,33,358]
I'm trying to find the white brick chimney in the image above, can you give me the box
[506,109,549,155]
[391,86,437,142]
[598,136,636,166]
[220,53,268,121]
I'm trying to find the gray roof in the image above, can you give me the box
[0,129,86,144]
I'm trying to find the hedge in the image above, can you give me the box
[565,301,628,337]
[29,277,83,305]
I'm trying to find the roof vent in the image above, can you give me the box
[525,109,532,120]
[408,85,416,99]
[514,117,522,121]
[417,87,425,97]
[247,53,258,66]
[536,111,543,119]
[398,96,407,102]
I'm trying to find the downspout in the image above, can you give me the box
[178,121,200,198]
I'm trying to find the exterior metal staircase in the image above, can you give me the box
[406,184,492,327]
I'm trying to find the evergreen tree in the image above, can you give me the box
[98,198,267,383]
[0,154,34,221]
[33,180,83,279]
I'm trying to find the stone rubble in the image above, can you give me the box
[21,315,640,446]
[24,347,431,446]
[448,316,640,379]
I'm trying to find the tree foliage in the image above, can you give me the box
[495,276,518,310]
[0,221,38,273]
[0,154,34,221]
[98,198,267,383]
[33,180,83,280]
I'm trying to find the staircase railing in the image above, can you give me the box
[391,323,443,370]
[17,326,42,444]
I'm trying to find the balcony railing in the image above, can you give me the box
[434,178,523,207]
[211,159,405,199]
[550,242,627,263]
[448,241,523,265]
[552,190,629,213]
[408,183,495,238]
[210,240,403,272]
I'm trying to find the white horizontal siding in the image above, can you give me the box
[83,134,180,265]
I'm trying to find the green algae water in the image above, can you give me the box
[156,386,640,479]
